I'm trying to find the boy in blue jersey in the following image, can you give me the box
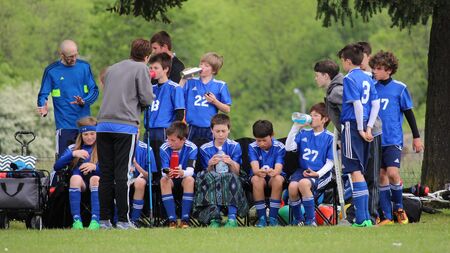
[249,120,286,227]
[370,51,424,225]
[286,103,334,226]
[194,114,248,227]
[37,39,99,164]
[129,140,157,227]
[145,52,185,142]
[160,121,198,228]
[180,52,232,141]
[337,43,380,227]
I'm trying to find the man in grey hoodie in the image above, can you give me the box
[96,38,154,229]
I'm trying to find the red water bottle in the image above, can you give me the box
[169,151,179,178]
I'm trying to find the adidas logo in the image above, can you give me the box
[302,137,307,142]
[394,158,400,163]
[60,76,64,80]
[192,87,197,91]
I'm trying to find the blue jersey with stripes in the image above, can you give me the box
[184,77,232,127]
[248,138,286,176]
[375,79,413,147]
[160,140,198,170]
[144,80,185,129]
[37,60,99,129]
[295,129,334,172]
[134,141,157,177]
[199,139,242,170]
[341,68,377,122]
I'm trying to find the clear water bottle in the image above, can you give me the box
[215,146,229,173]
[291,112,312,124]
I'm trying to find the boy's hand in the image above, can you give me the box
[267,168,276,177]
[303,169,318,178]
[222,155,233,165]
[204,92,217,104]
[37,102,48,117]
[366,127,374,142]
[70,95,85,106]
[359,130,373,142]
[413,138,424,153]
[256,169,266,178]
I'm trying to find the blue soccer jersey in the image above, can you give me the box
[199,139,242,170]
[160,140,198,170]
[145,80,185,129]
[184,77,232,127]
[37,60,99,130]
[375,79,413,147]
[248,138,286,176]
[295,129,334,172]
[341,68,377,122]
[133,140,158,177]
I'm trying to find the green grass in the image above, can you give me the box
[1,211,449,253]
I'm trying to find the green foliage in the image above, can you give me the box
[317,0,435,29]
[0,82,55,158]
[0,0,430,156]
[107,0,187,23]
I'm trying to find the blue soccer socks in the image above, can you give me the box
[302,197,315,225]
[131,199,144,222]
[90,186,100,222]
[69,187,81,221]
[162,194,177,222]
[182,193,194,221]
[390,183,403,211]
[352,182,369,225]
[379,185,393,220]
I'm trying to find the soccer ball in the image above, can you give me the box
[315,205,336,225]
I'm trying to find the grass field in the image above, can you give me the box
[1,210,449,253]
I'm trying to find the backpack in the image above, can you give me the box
[402,196,422,223]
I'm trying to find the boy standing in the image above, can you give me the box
[337,43,380,227]
[150,31,185,83]
[370,51,424,225]
[160,121,198,228]
[249,120,286,227]
[181,52,232,141]
[286,103,334,226]
[145,52,185,142]
[314,60,344,133]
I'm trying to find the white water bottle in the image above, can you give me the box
[215,146,229,174]
[291,112,312,124]
[181,67,202,78]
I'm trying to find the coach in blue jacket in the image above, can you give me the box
[37,40,99,157]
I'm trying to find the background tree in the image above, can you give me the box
[315,0,450,191]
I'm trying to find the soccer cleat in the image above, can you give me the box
[377,219,394,226]
[116,221,138,230]
[209,219,221,228]
[224,219,238,228]
[268,217,279,227]
[179,220,190,229]
[351,220,373,228]
[394,209,409,224]
[296,221,305,226]
[87,220,100,230]
[99,220,113,229]
[72,220,83,230]
[168,221,178,229]
[255,217,267,228]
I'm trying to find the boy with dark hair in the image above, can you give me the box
[370,50,424,225]
[314,59,344,133]
[144,52,185,142]
[181,52,232,141]
[286,103,334,226]
[97,38,153,230]
[194,114,248,227]
[160,121,198,228]
[249,120,286,227]
[337,43,380,227]
[357,41,372,72]
[150,31,185,83]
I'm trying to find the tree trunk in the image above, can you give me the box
[421,0,450,191]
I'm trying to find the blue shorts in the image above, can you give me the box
[289,170,332,192]
[381,145,402,169]
[145,128,166,142]
[72,170,100,187]
[188,125,212,142]
[341,121,369,174]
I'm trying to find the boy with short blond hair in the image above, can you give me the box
[182,52,232,141]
